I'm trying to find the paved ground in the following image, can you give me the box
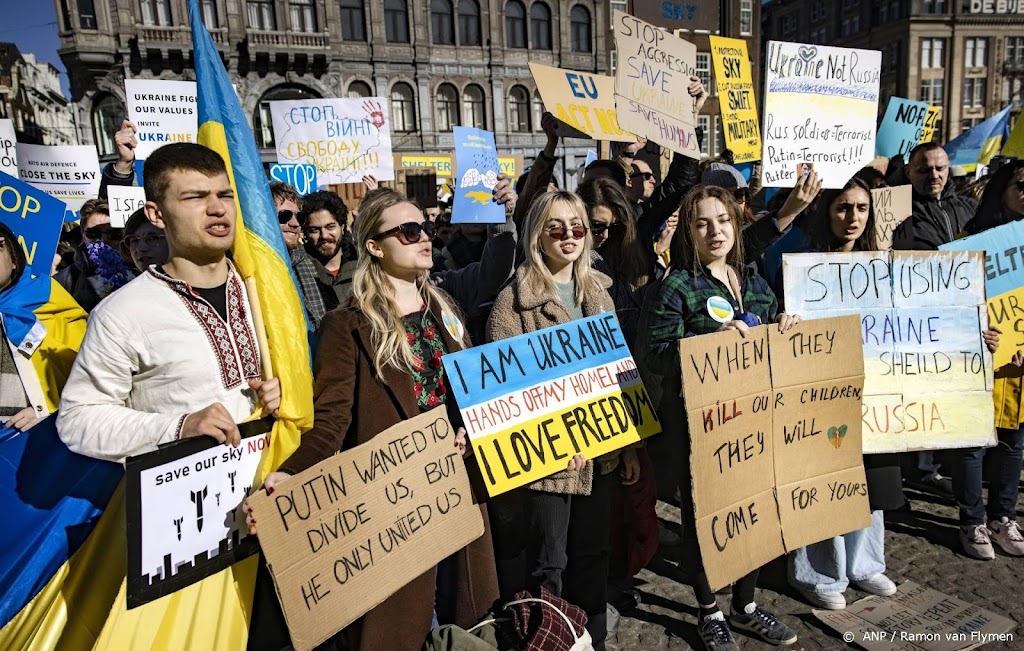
[606,482,1024,651]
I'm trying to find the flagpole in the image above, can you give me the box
[244,276,274,380]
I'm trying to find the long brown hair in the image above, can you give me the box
[576,178,649,288]
[806,176,878,252]
[670,184,746,277]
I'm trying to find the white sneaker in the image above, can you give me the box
[988,518,1024,556]
[960,524,996,560]
[796,588,846,610]
[853,574,897,596]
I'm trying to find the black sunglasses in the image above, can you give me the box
[589,221,623,235]
[278,210,298,224]
[733,188,751,203]
[85,225,121,241]
[631,171,655,181]
[371,221,436,244]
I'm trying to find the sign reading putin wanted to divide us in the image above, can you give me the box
[529,62,633,142]
[442,313,662,497]
[270,97,395,185]
[761,41,881,189]
[125,79,198,160]
[247,409,484,651]
[679,316,871,591]
[784,251,996,454]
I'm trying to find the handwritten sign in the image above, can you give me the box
[247,409,483,651]
[269,163,319,196]
[0,119,16,177]
[709,36,761,163]
[443,313,662,496]
[0,170,66,276]
[875,97,931,158]
[16,143,101,212]
[125,79,198,160]
[680,316,870,591]
[632,0,720,33]
[125,419,272,608]
[941,220,1024,368]
[270,98,395,185]
[872,185,912,251]
[784,251,995,454]
[107,185,147,228]
[451,127,504,224]
[529,62,633,142]
[613,10,701,160]
[762,41,881,188]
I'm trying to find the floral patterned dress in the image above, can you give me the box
[403,311,449,411]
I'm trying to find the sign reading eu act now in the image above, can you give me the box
[442,314,662,496]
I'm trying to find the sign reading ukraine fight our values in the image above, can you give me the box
[679,316,870,591]
[941,220,1024,369]
[529,62,633,142]
[761,41,881,189]
[124,419,274,608]
[269,97,395,185]
[247,409,483,651]
[784,251,996,454]
[0,170,66,276]
[124,79,198,160]
[874,97,933,158]
[442,313,662,497]
[451,127,504,224]
[612,10,701,160]
[0,119,16,177]
[709,36,761,164]
[15,143,101,213]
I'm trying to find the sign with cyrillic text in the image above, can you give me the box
[0,170,66,277]
[530,62,633,142]
[710,36,761,164]
[872,185,912,252]
[443,313,662,496]
[125,79,198,160]
[16,143,101,212]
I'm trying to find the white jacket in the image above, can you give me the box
[57,265,262,463]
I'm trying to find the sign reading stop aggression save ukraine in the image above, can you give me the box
[442,314,662,496]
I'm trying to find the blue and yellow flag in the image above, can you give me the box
[944,105,1012,173]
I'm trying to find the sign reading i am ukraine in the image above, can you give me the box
[442,313,662,496]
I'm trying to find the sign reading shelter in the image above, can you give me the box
[443,313,662,497]
[270,98,395,185]
[875,97,932,158]
[631,0,720,33]
[941,220,1024,368]
[107,185,147,228]
[452,127,504,224]
[529,63,632,142]
[762,41,881,188]
[872,185,913,251]
[0,119,16,177]
[612,10,701,160]
[247,409,484,651]
[16,143,101,213]
[784,251,995,454]
[0,170,66,276]
[680,316,871,591]
[125,79,198,160]
[709,36,761,164]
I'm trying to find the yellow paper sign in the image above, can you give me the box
[709,36,761,164]
[529,62,633,142]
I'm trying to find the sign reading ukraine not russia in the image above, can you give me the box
[442,313,662,496]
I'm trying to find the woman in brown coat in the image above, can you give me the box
[256,189,498,651]
[487,191,639,651]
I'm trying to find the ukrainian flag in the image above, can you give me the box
[944,105,1012,173]
[1002,110,1024,159]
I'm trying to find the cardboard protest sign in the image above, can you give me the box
[679,316,871,590]
[443,313,662,496]
[632,0,720,33]
[875,97,932,158]
[612,10,701,160]
[107,185,147,228]
[0,119,16,177]
[784,251,995,454]
[124,79,198,160]
[16,143,101,212]
[125,418,273,608]
[0,170,67,276]
[762,41,881,188]
[247,409,484,651]
[872,185,913,251]
[709,36,761,163]
[451,127,504,224]
[269,163,318,196]
[941,220,1024,368]
[815,581,1017,651]
[529,62,633,142]
[270,98,395,185]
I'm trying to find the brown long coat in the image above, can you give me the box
[279,298,499,651]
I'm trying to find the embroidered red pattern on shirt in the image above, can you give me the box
[226,275,261,382]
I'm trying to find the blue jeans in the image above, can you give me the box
[951,425,1024,526]
[788,510,886,594]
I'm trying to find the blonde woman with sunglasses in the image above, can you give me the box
[486,191,638,651]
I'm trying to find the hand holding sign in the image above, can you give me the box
[115,120,138,172]
[688,76,708,117]
[180,403,243,448]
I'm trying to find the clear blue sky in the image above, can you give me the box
[1,2,68,97]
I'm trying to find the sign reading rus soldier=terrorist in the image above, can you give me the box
[442,313,662,497]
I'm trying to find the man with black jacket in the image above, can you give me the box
[892,142,977,250]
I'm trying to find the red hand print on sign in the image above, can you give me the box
[363,100,386,129]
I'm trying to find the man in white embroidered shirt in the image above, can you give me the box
[57,143,281,463]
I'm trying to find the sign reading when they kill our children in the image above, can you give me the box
[679,316,871,591]
[784,250,995,454]
[442,313,662,497]
[247,409,483,651]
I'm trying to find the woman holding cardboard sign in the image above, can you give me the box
[641,185,800,651]
[248,189,499,651]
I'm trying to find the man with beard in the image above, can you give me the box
[271,182,336,328]
[298,190,356,306]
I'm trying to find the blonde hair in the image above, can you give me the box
[521,191,603,304]
[351,188,463,378]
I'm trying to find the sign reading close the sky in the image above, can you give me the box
[15,143,101,213]
[125,79,198,160]
[709,36,761,164]
[762,41,881,188]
